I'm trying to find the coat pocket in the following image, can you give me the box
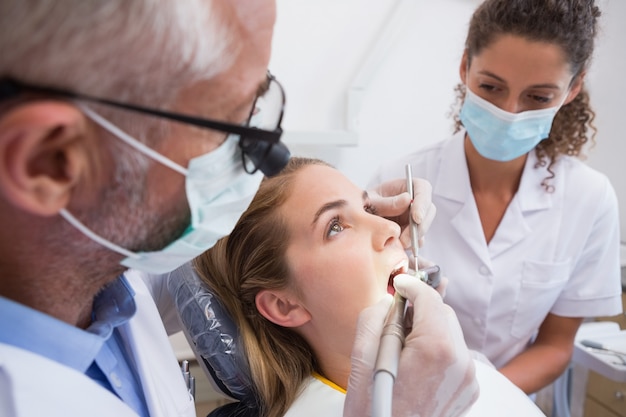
[510,259,571,339]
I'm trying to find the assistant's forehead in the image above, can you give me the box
[473,34,572,81]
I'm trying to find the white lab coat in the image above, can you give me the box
[0,273,195,417]
[0,342,138,417]
[283,375,345,417]
[371,131,623,367]
[282,360,544,416]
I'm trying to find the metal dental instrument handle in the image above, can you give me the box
[405,164,419,272]
[181,360,196,400]
[405,163,442,290]
[372,291,407,417]
[581,339,626,357]
[583,347,626,366]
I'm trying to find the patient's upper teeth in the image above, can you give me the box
[394,260,408,273]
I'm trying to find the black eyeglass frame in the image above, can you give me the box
[0,73,286,165]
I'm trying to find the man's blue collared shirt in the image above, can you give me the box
[0,276,149,417]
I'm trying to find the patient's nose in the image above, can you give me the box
[371,215,401,251]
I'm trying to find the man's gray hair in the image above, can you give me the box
[0,1,238,258]
[0,0,233,109]
[0,0,236,198]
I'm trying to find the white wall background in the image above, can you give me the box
[270,0,625,241]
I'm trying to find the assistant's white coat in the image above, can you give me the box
[371,131,622,367]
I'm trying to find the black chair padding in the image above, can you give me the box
[166,263,257,407]
[206,401,259,417]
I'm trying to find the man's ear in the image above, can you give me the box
[0,101,91,216]
[255,289,311,328]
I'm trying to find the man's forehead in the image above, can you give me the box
[225,0,277,34]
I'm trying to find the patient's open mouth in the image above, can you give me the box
[388,262,408,295]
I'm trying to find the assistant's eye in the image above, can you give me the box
[327,216,345,238]
[528,94,551,104]
[478,83,498,93]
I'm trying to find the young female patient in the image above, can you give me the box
[194,157,544,417]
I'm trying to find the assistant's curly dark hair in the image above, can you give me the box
[450,0,601,190]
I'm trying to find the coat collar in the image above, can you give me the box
[435,131,559,260]
[434,130,556,212]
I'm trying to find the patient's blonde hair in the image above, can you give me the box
[194,157,331,417]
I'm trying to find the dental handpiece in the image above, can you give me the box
[372,290,407,417]
[372,268,440,371]
[374,291,407,373]
[372,165,439,416]
[405,164,420,272]
[372,267,442,417]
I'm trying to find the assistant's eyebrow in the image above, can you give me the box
[477,70,506,83]
[477,70,560,90]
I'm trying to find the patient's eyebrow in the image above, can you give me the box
[312,200,347,226]
[311,191,369,226]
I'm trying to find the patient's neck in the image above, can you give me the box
[308,342,351,390]
[299,318,355,390]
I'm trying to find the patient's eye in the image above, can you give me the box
[327,216,345,238]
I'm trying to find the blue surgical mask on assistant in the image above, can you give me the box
[59,105,263,274]
[459,86,567,162]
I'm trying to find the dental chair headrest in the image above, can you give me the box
[166,262,257,409]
